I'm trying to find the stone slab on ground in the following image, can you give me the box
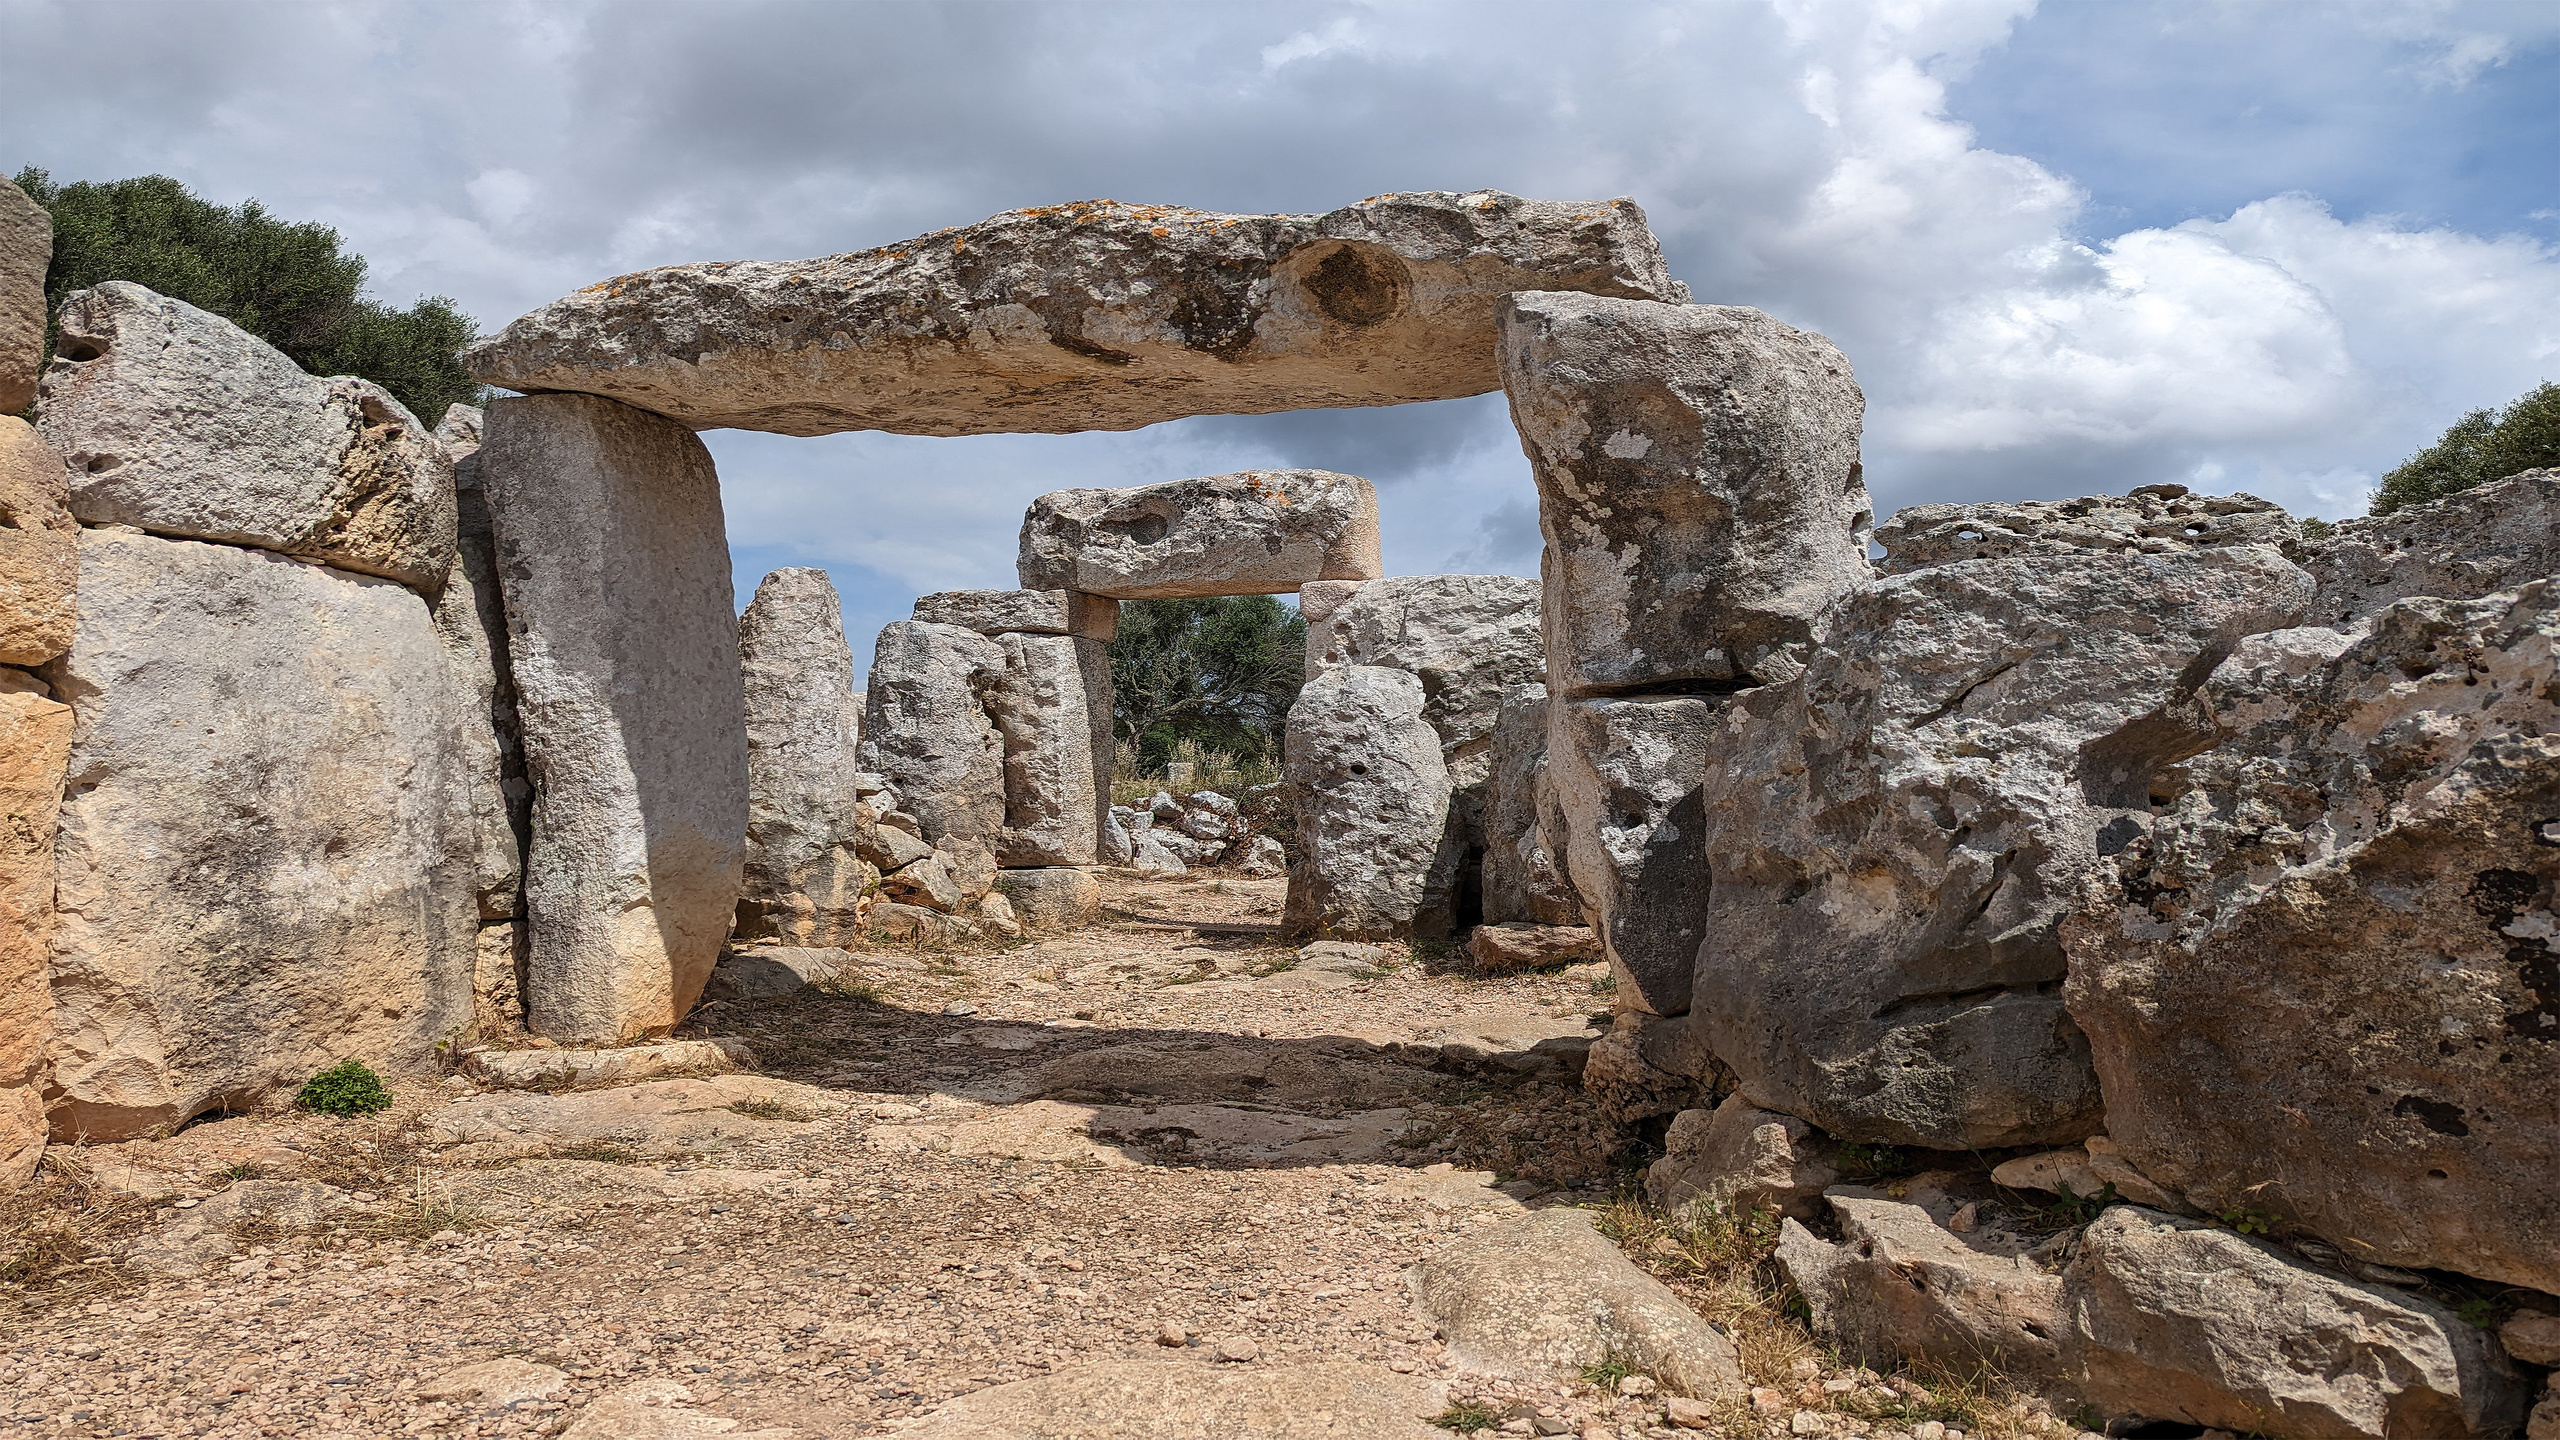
[1416,1012,1606,1077]
[561,1379,800,1439]
[1019,469,1382,600]
[1775,1195,2062,1381]
[1645,1094,1838,1222]
[465,190,1684,437]
[482,393,748,1047]
[704,946,862,1002]
[424,1074,847,1163]
[461,1038,756,1090]
[899,1359,1447,1438]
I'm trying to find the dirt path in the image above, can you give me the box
[3,874,1671,1439]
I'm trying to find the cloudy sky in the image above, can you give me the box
[6,0,2557,665]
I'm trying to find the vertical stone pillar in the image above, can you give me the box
[481,395,747,1045]
[1497,293,1868,1016]
[0,174,47,413]
[0,680,69,1186]
[738,567,871,946]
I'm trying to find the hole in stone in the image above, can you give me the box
[1346,762,1367,776]
[1300,243,1407,327]
[57,338,103,362]
[84,454,123,475]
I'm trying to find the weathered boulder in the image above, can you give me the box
[467,191,1684,437]
[1691,545,2313,1149]
[1407,1208,1742,1397]
[0,419,78,668]
[1498,294,1871,697]
[1130,831,1187,876]
[1875,483,2293,574]
[1544,694,1721,1017]
[1234,834,1285,877]
[2062,580,2560,1294]
[1646,1094,1838,1221]
[860,620,1007,847]
[1282,665,1451,939]
[2060,1206,2526,1440]
[879,851,965,911]
[913,587,1118,640]
[997,867,1102,933]
[900,1359,1446,1440]
[2292,469,2560,629]
[1465,923,1598,974]
[0,175,46,413]
[1305,574,1543,772]
[1019,469,1381,599]
[1478,686,1581,927]
[984,632,1111,866]
[38,530,478,1137]
[737,568,872,946]
[480,394,747,1047]
[38,282,457,592]
[0,682,70,1185]
[1988,1137,2175,1210]
[1775,1195,2063,1381]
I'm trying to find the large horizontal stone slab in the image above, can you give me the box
[38,529,479,1138]
[1018,469,1380,599]
[38,282,457,592]
[464,191,1685,437]
[913,588,1118,640]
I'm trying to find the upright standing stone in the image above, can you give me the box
[1544,695,1722,1017]
[1019,470,1381,599]
[0,174,45,414]
[859,620,1008,848]
[0,418,79,667]
[984,632,1112,867]
[38,283,457,592]
[1283,665,1451,939]
[1480,686,1581,927]
[480,395,747,1046]
[737,568,871,946]
[38,530,479,1137]
[426,406,524,922]
[0,679,70,1186]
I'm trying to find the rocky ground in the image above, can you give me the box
[1,873,2079,1440]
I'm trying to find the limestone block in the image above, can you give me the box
[37,282,457,591]
[461,1037,752,1090]
[880,852,965,911]
[429,402,528,920]
[38,530,478,1138]
[1305,574,1543,771]
[899,1360,1448,1440]
[984,632,1111,866]
[472,921,525,1039]
[940,834,998,903]
[1479,685,1580,927]
[859,620,1007,848]
[2062,580,2560,1293]
[2061,1207,2525,1439]
[0,686,70,1186]
[1694,544,2312,1150]
[1987,1139,2174,1210]
[2291,468,2560,629]
[1776,1197,2063,1382]
[0,418,78,667]
[1465,923,1598,974]
[1282,665,1451,939]
[737,568,871,946]
[1645,1095,1838,1221]
[480,394,747,1047]
[998,868,1102,933]
[466,191,1686,437]
[1498,294,1871,697]
[913,588,1118,640]
[1545,694,1721,1018]
[1876,483,2293,574]
[0,175,45,413]
[1018,469,1380,599]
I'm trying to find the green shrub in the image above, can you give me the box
[296,1059,393,1117]
[2373,382,2560,514]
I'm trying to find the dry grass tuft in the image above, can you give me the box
[0,1156,155,1320]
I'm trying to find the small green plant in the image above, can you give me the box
[1833,1141,1915,1182]
[2456,1296,2502,1330]
[1586,974,1615,997]
[296,1059,393,1117]
[2298,516,2336,541]
[727,1096,817,1123]
[1577,1354,1635,1391]
[2040,1180,2120,1224]
[1432,1399,1503,1432]
[812,975,885,1004]
[216,1162,267,1182]
[2218,1204,2273,1236]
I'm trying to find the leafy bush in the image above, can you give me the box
[1107,596,1305,771]
[2373,381,2560,514]
[296,1059,393,1117]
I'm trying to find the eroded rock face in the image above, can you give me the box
[2290,468,2560,629]
[38,283,457,592]
[737,568,872,947]
[1282,665,1451,939]
[1479,686,1581,927]
[1646,1094,1838,1221]
[2060,1207,2525,1440]
[426,404,526,922]
[465,191,1685,438]
[0,175,46,413]
[1545,694,1721,1018]
[0,418,79,667]
[1018,469,1380,600]
[1498,294,1870,697]
[481,395,747,1047]
[2063,581,2560,1294]
[1775,1196,2063,1382]
[984,633,1111,866]
[1875,483,2293,575]
[860,621,1008,848]
[0,684,70,1186]
[1691,545,2312,1149]
[38,530,478,1137]
[912,588,1118,640]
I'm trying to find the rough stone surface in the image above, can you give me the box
[1407,1208,1742,1398]
[737,568,871,946]
[481,394,747,1047]
[1692,545,2313,1149]
[430,403,529,921]
[560,1378,800,1439]
[0,686,70,1185]
[2293,469,2560,630]
[0,418,79,667]
[2062,580,2560,1293]
[1545,695,1721,1018]
[1465,923,1598,975]
[1987,1139,2174,1210]
[1645,1094,1838,1221]
[1282,666,1451,939]
[37,530,478,1138]
[471,921,525,1038]
[124,1179,357,1278]
[1019,469,1380,599]
[1305,575,1543,772]
[997,868,1102,933]
[0,175,47,413]
[860,620,1008,849]
[2501,1314,2560,1368]
[2060,1206,2526,1440]
[901,1359,1446,1439]
[38,282,457,591]
[703,946,859,1002]
[912,588,1118,640]
[415,1359,571,1407]
[1876,484,2293,575]
[467,191,1684,438]
[985,633,1111,866]
[462,1038,753,1090]
[1498,294,1871,697]
[1776,1196,2063,1381]
[1479,686,1581,927]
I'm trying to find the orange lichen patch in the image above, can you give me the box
[1151,227,1170,238]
